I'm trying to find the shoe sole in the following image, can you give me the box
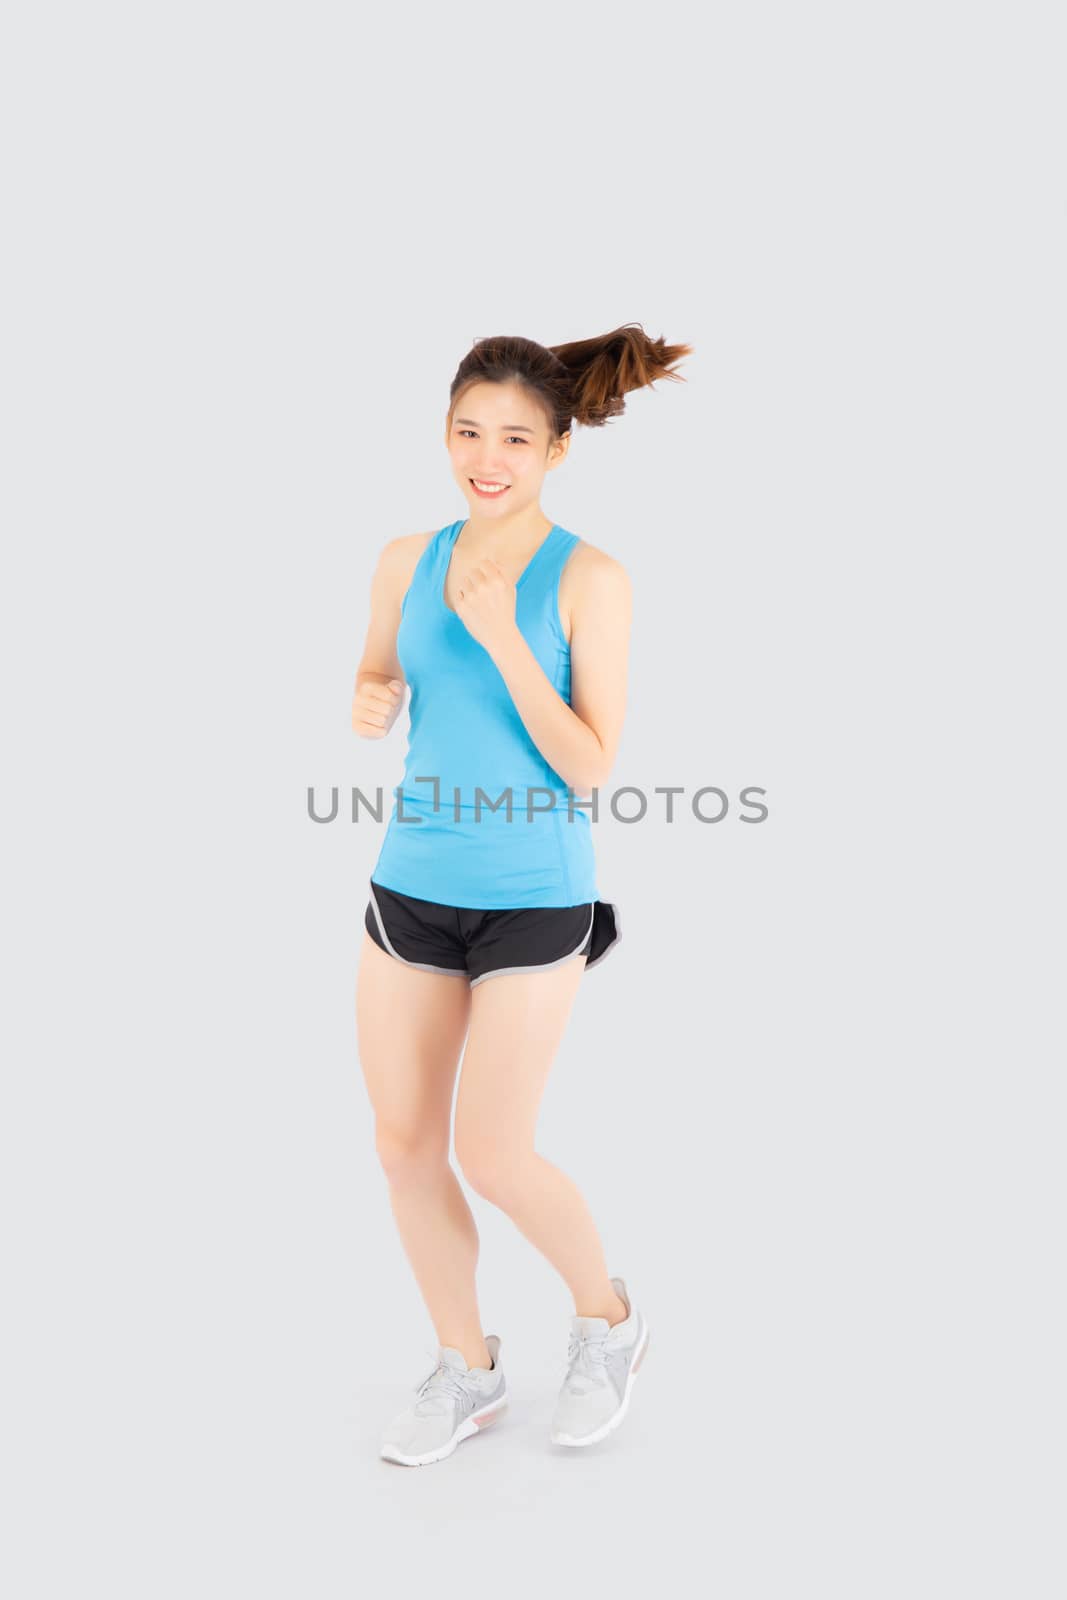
[550,1320,650,1448]
[380,1389,509,1467]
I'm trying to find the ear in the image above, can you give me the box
[547,431,571,469]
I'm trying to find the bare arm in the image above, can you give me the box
[351,535,423,737]
[488,552,632,797]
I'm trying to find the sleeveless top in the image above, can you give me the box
[370,518,600,909]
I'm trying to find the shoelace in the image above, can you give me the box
[563,1332,612,1393]
[413,1359,479,1416]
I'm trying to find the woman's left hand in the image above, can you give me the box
[453,558,520,655]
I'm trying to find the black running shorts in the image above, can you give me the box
[364,878,622,987]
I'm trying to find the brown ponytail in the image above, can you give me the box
[448,323,693,441]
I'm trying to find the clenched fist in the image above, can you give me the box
[454,557,519,655]
[352,676,404,739]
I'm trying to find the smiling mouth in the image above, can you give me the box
[470,478,510,493]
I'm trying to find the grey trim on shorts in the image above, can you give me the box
[366,883,469,978]
[469,902,597,989]
[584,899,623,971]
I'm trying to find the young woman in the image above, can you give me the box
[352,326,692,1466]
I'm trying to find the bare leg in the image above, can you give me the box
[356,932,492,1370]
[453,952,628,1326]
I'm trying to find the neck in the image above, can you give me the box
[460,509,553,547]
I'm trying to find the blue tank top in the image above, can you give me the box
[370,518,600,909]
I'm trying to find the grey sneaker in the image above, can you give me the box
[379,1333,508,1466]
[549,1276,650,1447]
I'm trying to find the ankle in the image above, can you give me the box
[576,1290,628,1328]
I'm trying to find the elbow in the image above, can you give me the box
[562,735,613,800]
[589,741,617,796]
[589,739,616,796]
[567,779,599,802]
[571,755,611,800]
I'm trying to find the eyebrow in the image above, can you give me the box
[454,417,536,434]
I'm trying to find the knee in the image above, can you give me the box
[374,1126,449,1187]
[454,1137,530,1205]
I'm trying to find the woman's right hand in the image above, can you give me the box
[352,676,405,739]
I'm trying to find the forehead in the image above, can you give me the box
[453,380,542,428]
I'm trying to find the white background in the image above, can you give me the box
[3,3,1063,1595]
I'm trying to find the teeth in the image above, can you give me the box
[472,479,508,493]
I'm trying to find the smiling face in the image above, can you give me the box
[445,379,569,518]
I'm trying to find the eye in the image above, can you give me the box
[456,429,528,445]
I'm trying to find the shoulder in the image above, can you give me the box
[559,537,632,640]
[380,527,438,571]
[566,539,632,606]
[372,527,439,599]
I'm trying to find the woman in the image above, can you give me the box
[352,326,692,1466]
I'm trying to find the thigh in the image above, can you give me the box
[454,952,587,1160]
[356,931,471,1153]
